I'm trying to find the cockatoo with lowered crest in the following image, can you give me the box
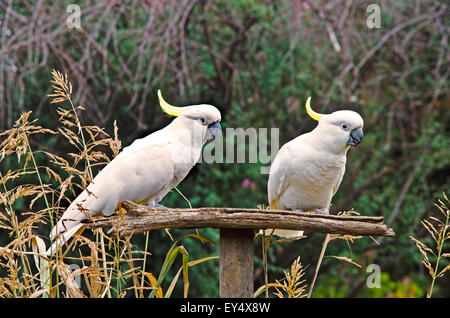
[266,97,363,238]
[47,90,222,255]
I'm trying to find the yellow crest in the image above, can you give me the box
[158,90,187,117]
[305,97,323,121]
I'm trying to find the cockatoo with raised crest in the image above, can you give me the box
[266,97,364,238]
[47,90,222,255]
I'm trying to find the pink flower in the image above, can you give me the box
[242,179,256,189]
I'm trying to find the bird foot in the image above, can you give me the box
[293,209,304,212]
[314,208,329,214]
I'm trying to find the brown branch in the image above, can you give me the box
[352,4,448,77]
[200,1,226,88]
[333,155,408,213]
[77,27,132,98]
[86,201,395,238]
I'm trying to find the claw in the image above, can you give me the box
[314,208,328,214]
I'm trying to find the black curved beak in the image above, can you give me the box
[347,127,363,146]
[206,122,222,141]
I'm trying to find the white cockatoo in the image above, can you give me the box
[47,90,222,255]
[266,97,364,238]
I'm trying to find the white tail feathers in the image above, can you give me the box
[259,229,304,239]
[47,188,100,256]
[46,223,85,256]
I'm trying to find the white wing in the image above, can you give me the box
[47,132,180,255]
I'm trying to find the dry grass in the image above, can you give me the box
[256,208,365,298]
[410,193,450,298]
[305,210,364,297]
[0,70,215,298]
[255,256,307,298]
[272,256,307,298]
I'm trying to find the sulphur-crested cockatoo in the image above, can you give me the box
[266,97,363,238]
[47,90,222,255]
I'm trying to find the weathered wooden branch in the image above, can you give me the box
[86,200,395,237]
[85,200,395,298]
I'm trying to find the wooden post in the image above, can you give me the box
[219,228,254,298]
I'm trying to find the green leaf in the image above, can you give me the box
[150,233,215,298]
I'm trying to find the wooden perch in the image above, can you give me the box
[86,200,395,237]
[85,201,395,298]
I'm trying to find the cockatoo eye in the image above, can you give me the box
[341,123,349,131]
[200,117,207,124]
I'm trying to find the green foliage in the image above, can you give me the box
[360,273,425,298]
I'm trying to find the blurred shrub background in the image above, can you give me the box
[0,0,448,297]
